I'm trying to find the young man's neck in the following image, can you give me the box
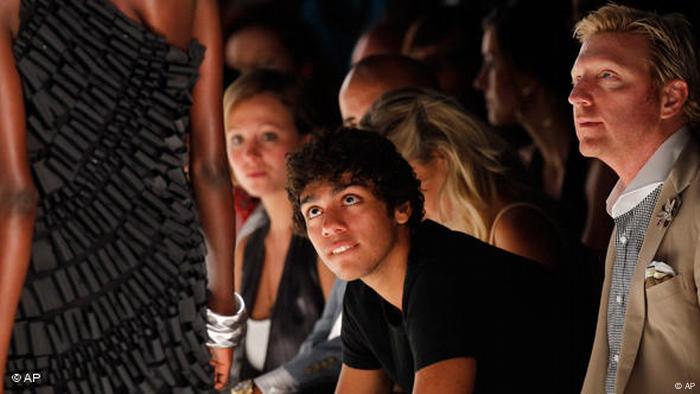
[361,226,412,311]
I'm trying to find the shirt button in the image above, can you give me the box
[613,354,620,363]
[616,295,623,304]
[619,235,627,244]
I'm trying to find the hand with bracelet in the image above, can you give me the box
[207,292,248,390]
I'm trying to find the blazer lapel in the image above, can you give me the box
[615,139,700,393]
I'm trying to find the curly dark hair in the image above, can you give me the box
[286,128,424,235]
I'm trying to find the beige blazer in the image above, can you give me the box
[582,138,700,394]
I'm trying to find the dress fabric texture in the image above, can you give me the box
[233,218,325,383]
[7,0,213,392]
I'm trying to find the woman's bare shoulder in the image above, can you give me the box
[491,202,561,267]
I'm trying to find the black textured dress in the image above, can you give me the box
[6,0,214,392]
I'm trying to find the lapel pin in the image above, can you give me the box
[657,195,682,227]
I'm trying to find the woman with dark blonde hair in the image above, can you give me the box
[363,88,564,266]
[223,69,335,386]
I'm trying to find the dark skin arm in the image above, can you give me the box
[1,0,236,390]
[0,1,38,392]
[188,0,237,390]
[117,1,238,388]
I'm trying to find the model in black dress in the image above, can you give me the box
[0,0,237,392]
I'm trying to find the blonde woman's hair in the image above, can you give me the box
[574,4,700,125]
[223,69,318,136]
[361,88,525,240]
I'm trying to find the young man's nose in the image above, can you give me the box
[321,207,347,237]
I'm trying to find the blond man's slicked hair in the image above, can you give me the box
[574,4,700,125]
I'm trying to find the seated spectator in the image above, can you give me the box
[350,18,406,65]
[473,0,615,253]
[362,88,563,266]
[223,8,341,235]
[286,128,573,393]
[234,280,347,394]
[223,6,311,76]
[402,5,486,119]
[223,70,335,385]
[338,54,438,126]
[223,6,339,129]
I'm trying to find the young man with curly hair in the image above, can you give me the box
[286,128,573,393]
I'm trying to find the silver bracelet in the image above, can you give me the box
[206,292,247,348]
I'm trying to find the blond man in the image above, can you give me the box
[569,4,700,393]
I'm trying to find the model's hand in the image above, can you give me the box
[209,346,233,390]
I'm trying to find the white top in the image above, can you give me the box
[327,312,343,341]
[606,127,690,218]
[245,318,271,371]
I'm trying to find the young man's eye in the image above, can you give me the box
[261,131,278,141]
[343,194,360,205]
[306,207,322,219]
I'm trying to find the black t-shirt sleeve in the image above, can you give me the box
[404,264,479,372]
[341,286,382,370]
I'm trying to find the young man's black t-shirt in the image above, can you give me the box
[342,220,571,393]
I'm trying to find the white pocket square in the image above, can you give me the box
[645,261,676,288]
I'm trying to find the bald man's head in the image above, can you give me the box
[350,21,404,65]
[339,54,438,125]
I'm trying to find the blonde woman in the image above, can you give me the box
[223,70,335,384]
[362,88,564,266]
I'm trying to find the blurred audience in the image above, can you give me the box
[223,70,335,385]
[222,5,340,128]
[363,88,564,267]
[402,5,487,119]
[222,6,341,234]
[338,54,438,126]
[350,18,406,65]
[474,0,615,253]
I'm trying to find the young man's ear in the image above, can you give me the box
[394,201,412,225]
[660,79,689,119]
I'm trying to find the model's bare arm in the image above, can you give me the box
[189,0,236,390]
[189,0,235,316]
[0,0,38,390]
